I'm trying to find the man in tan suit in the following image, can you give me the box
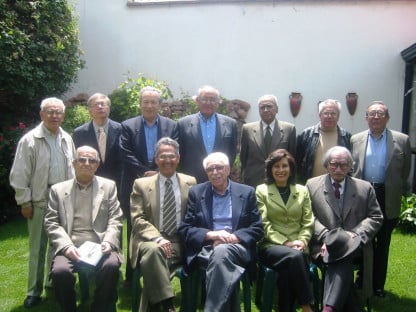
[129,137,196,312]
[351,101,411,297]
[44,145,123,312]
[240,94,296,187]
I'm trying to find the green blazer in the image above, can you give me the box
[256,183,314,250]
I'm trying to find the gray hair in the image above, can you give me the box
[367,100,390,118]
[155,137,180,155]
[76,145,100,162]
[40,97,65,112]
[197,85,220,98]
[318,99,341,114]
[87,93,111,107]
[140,86,163,103]
[322,146,353,168]
[258,94,278,107]
[203,152,229,169]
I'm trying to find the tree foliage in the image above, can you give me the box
[0,0,84,118]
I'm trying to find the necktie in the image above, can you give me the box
[98,127,106,163]
[264,126,272,154]
[163,178,176,235]
[333,182,341,199]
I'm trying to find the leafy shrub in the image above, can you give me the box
[109,74,174,122]
[0,122,30,221]
[61,104,90,135]
[399,193,416,233]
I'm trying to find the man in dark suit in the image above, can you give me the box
[351,101,411,298]
[306,146,383,312]
[119,86,178,285]
[130,137,196,312]
[179,152,263,312]
[44,146,123,312]
[73,93,122,189]
[240,94,296,187]
[178,85,237,183]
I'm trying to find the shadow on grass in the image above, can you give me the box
[0,214,28,240]
[370,291,416,312]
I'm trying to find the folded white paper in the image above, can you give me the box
[78,241,103,266]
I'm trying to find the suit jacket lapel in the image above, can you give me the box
[357,132,369,174]
[149,175,160,229]
[92,177,104,221]
[87,122,99,150]
[63,184,74,234]
[251,122,266,155]
[106,121,117,153]
[342,177,356,219]
[201,185,213,229]
[191,115,206,154]
[385,129,394,170]
[231,183,243,231]
[270,120,282,151]
[323,175,342,218]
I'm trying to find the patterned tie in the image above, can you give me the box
[333,182,341,199]
[264,126,272,154]
[163,178,176,235]
[98,127,106,163]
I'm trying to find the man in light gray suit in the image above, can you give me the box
[351,101,411,298]
[130,137,196,312]
[178,85,237,183]
[306,146,382,312]
[240,94,296,187]
[44,146,123,312]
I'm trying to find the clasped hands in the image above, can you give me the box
[206,230,241,247]
[284,240,305,251]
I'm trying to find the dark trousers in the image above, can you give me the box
[51,252,120,312]
[258,245,314,312]
[372,185,398,291]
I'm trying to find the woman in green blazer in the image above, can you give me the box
[256,149,314,312]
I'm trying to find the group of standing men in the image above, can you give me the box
[9,84,411,312]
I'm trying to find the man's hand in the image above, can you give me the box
[64,245,81,261]
[158,238,173,258]
[21,205,33,219]
[206,230,241,246]
[101,241,112,254]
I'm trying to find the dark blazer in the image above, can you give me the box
[351,128,411,219]
[73,119,122,187]
[178,181,264,273]
[177,113,237,183]
[119,115,178,208]
[306,174,383,297]
[240,120,296,187]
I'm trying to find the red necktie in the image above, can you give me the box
[333,182,341,199]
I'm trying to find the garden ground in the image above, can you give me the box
[0,216,415,312]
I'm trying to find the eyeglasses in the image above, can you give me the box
[367,110,386,118]
[157,154,177,160]
[259,104,275,111]
[90,102,108,108]
[77,157,99,165]
[321,111,338,117]
[44,110,64,116]
[328,162,349,170]
[206,165,225,173]
[199,97,219,104]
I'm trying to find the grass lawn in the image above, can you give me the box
[0,216,415,312]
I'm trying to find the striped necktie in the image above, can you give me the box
[98,127,106,163]
[163,178,176,235]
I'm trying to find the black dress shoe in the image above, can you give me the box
[24,296,41,308]
[375,289,386,298]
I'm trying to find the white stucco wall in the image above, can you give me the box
[68,0,416,134]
